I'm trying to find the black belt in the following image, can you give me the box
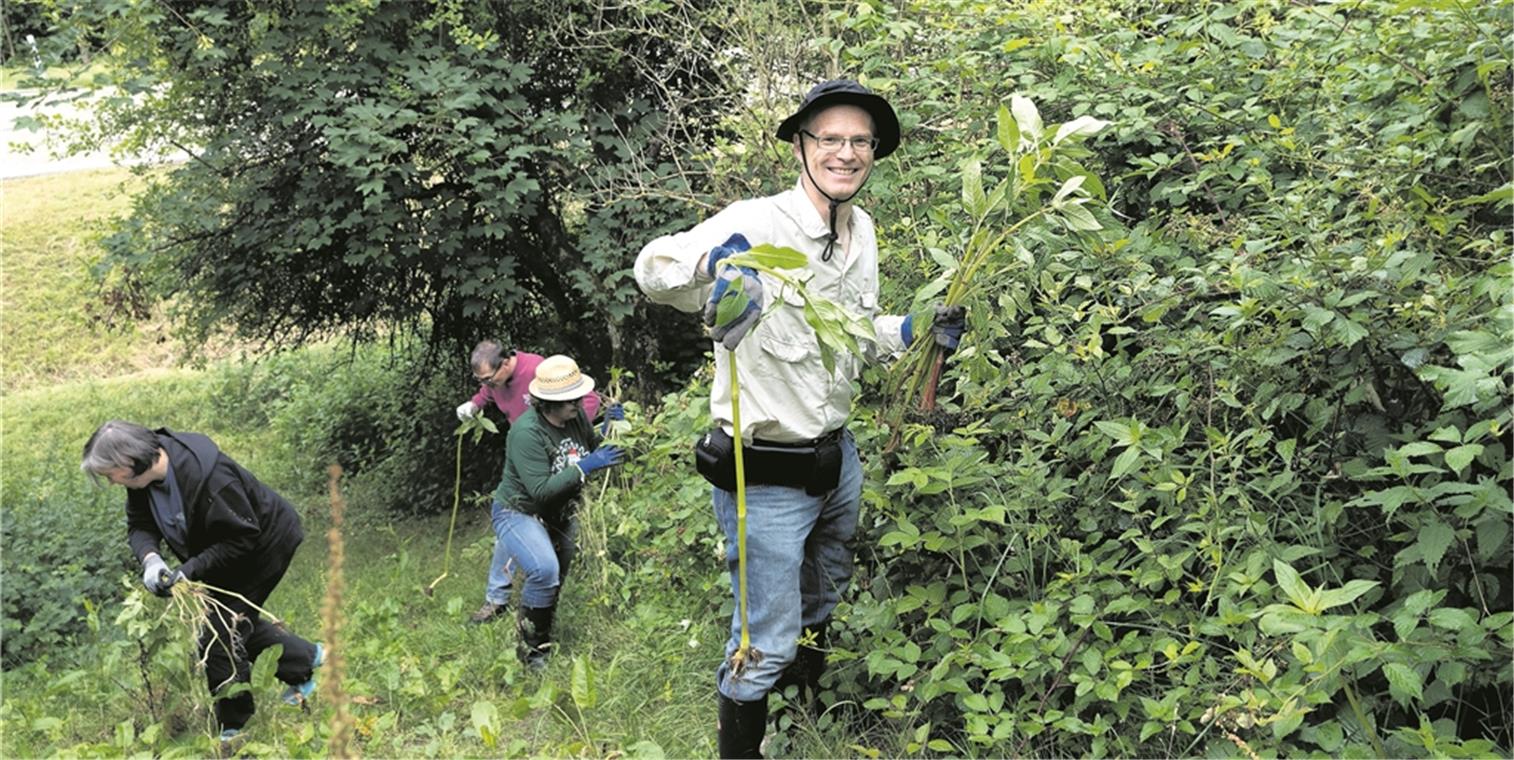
[751,427,845,450]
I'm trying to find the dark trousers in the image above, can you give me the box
[198,558,318,730]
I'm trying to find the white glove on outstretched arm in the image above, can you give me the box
[456,401,480,421]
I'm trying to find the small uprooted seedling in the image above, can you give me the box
[887,95,1110,446]
[425,412,498,597]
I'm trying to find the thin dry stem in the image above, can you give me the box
[323,465,356,758]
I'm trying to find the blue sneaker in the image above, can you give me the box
[281,643,324,705]
[219,728,241,742]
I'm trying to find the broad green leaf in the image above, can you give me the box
[1059,203,1102,231]
[996,103,1020,153]
[713,277,750,327]
[571,655,597,710]
[1427,607,1477,631]
[1444,443,1484,475]
[729,245,806,271]
[1316,579,1379,611]
[1094,420,1136,446]
[961,158,985,216]
[1053,175,1086,204]
[1110,447,1141,479]
[1010,94,1042,140]
[471,700,500,748]
[1382,662,1423,706]
[1416,519,1454,573]
[1272,559,1313,611]
[1053,115,1110,144]
[1397,441,1443,458]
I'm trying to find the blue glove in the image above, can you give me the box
[141,553,183,597]
[702,234,763,351]
[577,444,625,476]
[902,304,968,355]
[598,402,625,436]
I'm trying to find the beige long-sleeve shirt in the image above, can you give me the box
[635,185,908,443]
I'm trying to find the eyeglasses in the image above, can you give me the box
[800,130,878,155]
[473,349,518,384]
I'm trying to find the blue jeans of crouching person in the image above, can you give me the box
[490,501,577,608]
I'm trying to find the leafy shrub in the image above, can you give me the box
[264,341,505,517]
[0,474,129,667]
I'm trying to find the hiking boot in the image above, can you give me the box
[470,601,508,624]
[281,642,324,705]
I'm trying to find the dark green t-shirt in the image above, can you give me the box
[492,404,600,521]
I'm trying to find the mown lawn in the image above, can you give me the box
[0,169,180,393]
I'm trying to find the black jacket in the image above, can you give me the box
[125,429,304,592]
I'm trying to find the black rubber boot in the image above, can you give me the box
[517,605,556,671]
[773,620,830,703]
[718,693,768,759]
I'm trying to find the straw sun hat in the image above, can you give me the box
[529,355,596,402]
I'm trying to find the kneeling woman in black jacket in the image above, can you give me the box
[83,420,322,742]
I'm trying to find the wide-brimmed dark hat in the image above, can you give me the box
[776,79,900,159]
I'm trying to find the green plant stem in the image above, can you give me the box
[730,353,752,658]
[427,431,465,593]
[1343,682,1386,758]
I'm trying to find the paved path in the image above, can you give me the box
[2,89,184,179]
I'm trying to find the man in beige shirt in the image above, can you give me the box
[636,79,964,757]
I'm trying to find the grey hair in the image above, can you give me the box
[470,339,508,373]
[81,420,160,485]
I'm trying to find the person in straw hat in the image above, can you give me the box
[489,354,626,669]
[453,339,614,626]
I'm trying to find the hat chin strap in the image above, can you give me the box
[799,141,869,263]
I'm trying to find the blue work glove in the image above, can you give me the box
[141,553,183,598]
[576,445,626,476]
[902,304,968,355]
[702,234,763,351]
[598,402,625,436]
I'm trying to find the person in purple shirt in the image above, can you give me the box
[455,339,614,624]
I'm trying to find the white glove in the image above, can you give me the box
[456,401,481,421]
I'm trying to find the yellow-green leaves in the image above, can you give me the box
[1270,559,1380,615]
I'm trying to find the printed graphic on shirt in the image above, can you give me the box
[551,438,589,475]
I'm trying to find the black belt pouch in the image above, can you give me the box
[694,428,844,496]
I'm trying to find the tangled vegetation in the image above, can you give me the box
[2,0,1509,756]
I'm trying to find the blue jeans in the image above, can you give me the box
[487,501,576,609]
[713,432,861,702]
[484,535,513,606]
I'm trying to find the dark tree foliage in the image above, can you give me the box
[66,0,728,384]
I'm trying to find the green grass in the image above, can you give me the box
[0,169,185,393]
[0,168,866,757]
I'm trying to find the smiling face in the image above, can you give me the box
[793,104,877,208]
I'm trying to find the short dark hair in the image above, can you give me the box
[81,420,160,485]
[529,395,578,419]
[471,339,510,374]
